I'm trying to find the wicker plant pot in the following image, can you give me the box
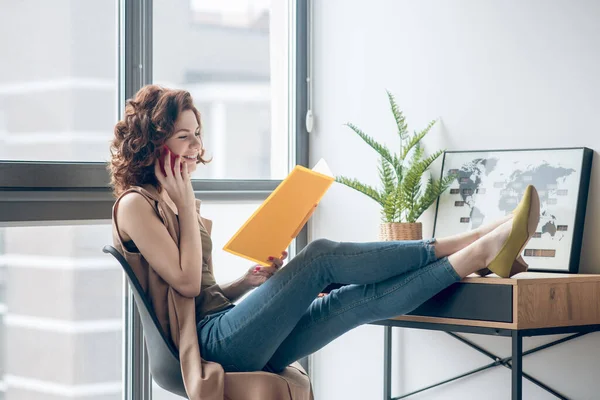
[378,222,423,241]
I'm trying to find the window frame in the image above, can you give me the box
[0,0,310,399]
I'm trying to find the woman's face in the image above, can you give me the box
[164,109,203,173]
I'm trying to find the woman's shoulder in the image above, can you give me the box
[117,185,160,201]
[114,186,156,212]
[113,188,160,239]
[118,189,154,210]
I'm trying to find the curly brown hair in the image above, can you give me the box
[108,85,210,197]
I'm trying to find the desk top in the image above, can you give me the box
[462,272,600,285]
[391,272,600,330]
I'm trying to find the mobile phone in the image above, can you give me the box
[158,145,179,176]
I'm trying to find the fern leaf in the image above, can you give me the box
[402,148,444,220]
[394,161,403,188]
[394,181,407,222]
[410,174,456,222]
[335,176,382,205]
[411,142,425,165]
[386,90,408,140]
[378,156,395,196]
[401,166,423,220]
[344,123,395,166]
[381,191,397,223]
[415,149,444,177]
[401,120,436,161]
[441,173,458,190]
[408,176,434,222]
[395,142,420,194]
[378,156,398,222]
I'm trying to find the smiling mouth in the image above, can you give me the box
[183,155,197,161]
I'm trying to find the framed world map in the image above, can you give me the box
[433,147,593,273]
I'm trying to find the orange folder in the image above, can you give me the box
[223,160,335,266]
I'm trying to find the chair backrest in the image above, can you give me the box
[102,245,188,398]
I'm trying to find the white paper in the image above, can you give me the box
[311,158,333,177]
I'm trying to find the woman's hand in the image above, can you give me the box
[220,252,288,302]
[154,152,196,210]
[243,251,288,288]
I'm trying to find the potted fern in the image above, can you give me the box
[336,90,455,241]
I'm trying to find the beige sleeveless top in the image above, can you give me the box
[118,186,233,320]
[195,221,234,319]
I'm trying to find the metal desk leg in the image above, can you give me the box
[384,326,392,400]
[512,331,523,400]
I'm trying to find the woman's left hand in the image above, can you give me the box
[243,251,288,288]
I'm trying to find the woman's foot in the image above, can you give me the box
[480,185,540,278]
[433,213,513,259]
[470,214,513,277]
[448,221,522,278]
[447,185,540,278]
[475,213,513,238]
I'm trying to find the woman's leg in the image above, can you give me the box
[199,237,439,371]
[198,221,510,372]
[433,213,512,259]
[265,220,515,371]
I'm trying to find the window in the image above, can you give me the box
[0,230,5,398]
[151,0,304,397]
[0,1,117,162]
[0,0,307,398]
[0,1,122,399]
[0,224,122,399]
[153,0,292,180]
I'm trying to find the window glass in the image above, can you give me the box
[153,0,291,180]
[0,224,122,399]
[0,1,117,162]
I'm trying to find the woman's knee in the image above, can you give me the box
[287,238,337,278]
[302,238,336,259]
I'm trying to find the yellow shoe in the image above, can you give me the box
[486,185,540,278]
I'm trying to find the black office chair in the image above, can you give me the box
[102,245,187,398]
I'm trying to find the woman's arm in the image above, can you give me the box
[219,277,253,303]
[117,158,203,297]
[218,251,288,302]
[117,193,203,297]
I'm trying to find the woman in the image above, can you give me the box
[109,84,539,375]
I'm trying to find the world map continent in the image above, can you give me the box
[454,158,575,236]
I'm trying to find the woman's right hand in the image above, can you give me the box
[154,152,196,211]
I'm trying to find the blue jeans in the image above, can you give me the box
[196,238,460,373]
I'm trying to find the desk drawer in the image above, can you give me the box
[407,282,513,323]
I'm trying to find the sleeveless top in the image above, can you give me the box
[122,215,233,321]
[195,221,234,319]
[118,187,233,321]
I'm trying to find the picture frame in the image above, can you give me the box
[433,147,593,273]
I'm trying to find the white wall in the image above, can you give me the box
[309,1,600,399]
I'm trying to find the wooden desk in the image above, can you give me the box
[370,273,600,400]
